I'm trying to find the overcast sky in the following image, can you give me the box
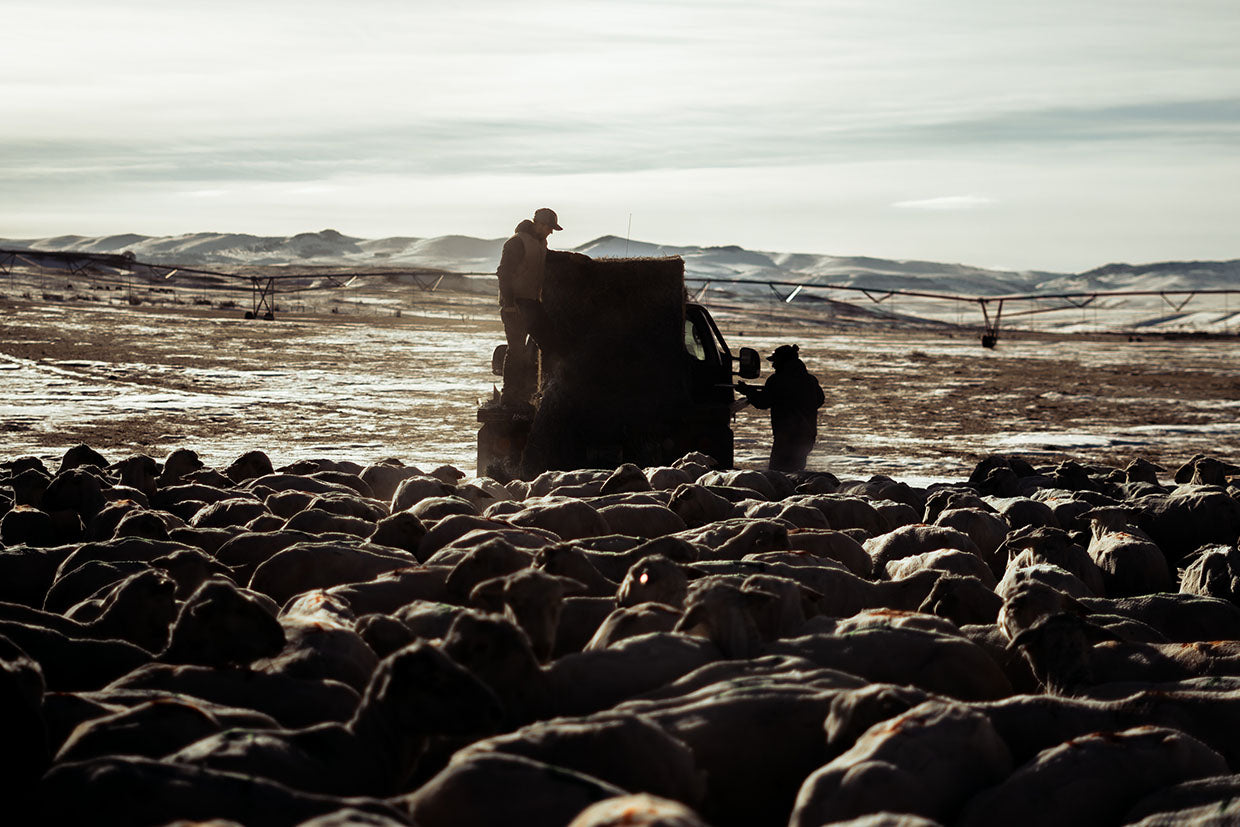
[3,0,1238,271]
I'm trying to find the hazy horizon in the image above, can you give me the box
[4,0,1238,272]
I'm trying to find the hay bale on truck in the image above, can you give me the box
[477,251,759,479]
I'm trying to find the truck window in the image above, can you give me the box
[684,318,708,361]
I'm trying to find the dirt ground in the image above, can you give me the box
[2,280,1239,484]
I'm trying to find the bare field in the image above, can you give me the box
[2,286,1239,483]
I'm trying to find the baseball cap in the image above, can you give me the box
[767,344,800,363]
[533,208,562,231]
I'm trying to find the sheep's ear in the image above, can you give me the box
[673,605,704,634]
[468,577,507,612]
[551,574,590,596]
[741,587,778,609]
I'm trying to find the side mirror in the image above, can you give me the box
[738,347,760,379]
[491,344,508,376]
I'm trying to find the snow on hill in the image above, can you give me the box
[3,229,1237,332]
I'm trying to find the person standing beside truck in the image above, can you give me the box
[736,344,825,471]
[495,207,563,406]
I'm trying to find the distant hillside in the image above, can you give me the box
[4,229,1238,332]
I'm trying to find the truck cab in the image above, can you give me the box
[478,252,759,479]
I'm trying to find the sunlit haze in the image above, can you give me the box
[4,0,1238,271]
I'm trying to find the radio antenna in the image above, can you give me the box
[625,213,632,256]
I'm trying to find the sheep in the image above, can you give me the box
[885,548,997,589]
[802,566,942,618]
[767,623,1013,701]
[1073,592,1240,643]
[0,505,60,547]
[917,574,1002,627]
[998,525,1107,596]
[1136,486,1240,565]
[367,510,426,556]
[597,502,687,539]
[469,567,583,662]
[617,554,691,608]
[667,483,738,528]
[822,683,938,759]
[673,518,790,561]
[37,755,408,827]
[673,578,767,658]
[254,610,379,692]
[556,595,622,657]
[325,566,452,615]
[955,727,1229,827]
[400,751,626,827]
[54,696,278,764]
[548,631,721,716]
[798,494,890,536]
[0,617,151,691]
[440,611,551,725]
[0,637,50,807]
[416,514,542,561]
[1179,543,1240,604]
[506,498,611,541]
[789,701,1012,827]
[787,529,873,577]
[864,524,982,574]
[213,529,319,581]
[585,603,682,650]
[169,641,502,797]
[282,508,376,538]
[989,495,1060,531]
[438,537,534,603]
[159,577,286,668]
[358,462,430,503]
[409,494,479,522]
[581,535,699,582]
[248,541,419,605]
[455,712,706,808]
[567,794,711,827]
[41,466,108,524]
[932,507,1011,576]
[106,663,360,729]
[191,497,271,530]
[617,680,852,827]
[1123,775,1240,826]
[630,653,864,702]
[533,543,619,597]
[65,567,179,652]
[996,562,1095,602]
[244,472,359,498]
[1084,508,1173,597]
[646,467,695,491]
[700,469,780,500]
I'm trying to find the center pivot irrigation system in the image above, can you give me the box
[4,247,1237,346]
[0,247,484,319]
[687,276,1240,348]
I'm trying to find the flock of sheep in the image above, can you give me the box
[3,443,1240,826]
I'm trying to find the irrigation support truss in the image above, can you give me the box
[0,247,479,319]
[688,276,1240,347]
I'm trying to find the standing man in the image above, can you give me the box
[495,207,562,406]
[736,344,825,471]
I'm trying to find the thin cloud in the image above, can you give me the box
[893,195,997,211]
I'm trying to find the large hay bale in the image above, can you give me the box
[523,253,692,474]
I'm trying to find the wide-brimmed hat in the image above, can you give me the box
[533,208,562,231]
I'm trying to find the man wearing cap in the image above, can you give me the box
[736,344,825,471]
[495,207,562,405]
